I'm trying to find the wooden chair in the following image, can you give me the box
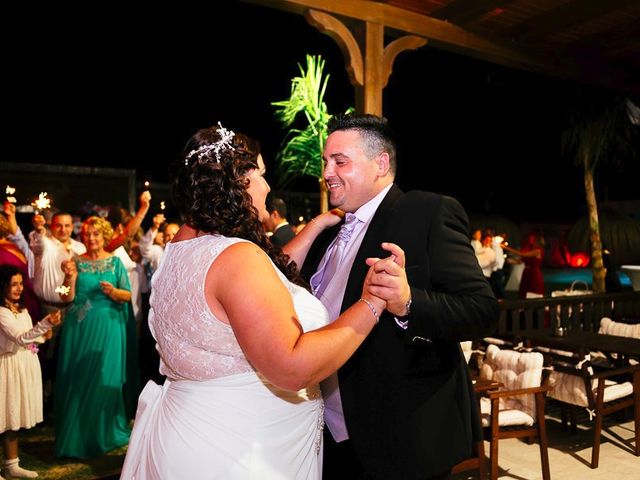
[479,344,551,480]
[547,351,640,468]
[451,341,490,480]
[597,317,640,365]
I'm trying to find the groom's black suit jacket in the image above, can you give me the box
[301,185,498,479]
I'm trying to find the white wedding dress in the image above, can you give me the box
[120,235,329,479]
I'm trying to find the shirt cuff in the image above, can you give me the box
[394,316,409,330]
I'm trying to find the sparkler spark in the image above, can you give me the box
[33,192,51,211]
[55,285,71,296]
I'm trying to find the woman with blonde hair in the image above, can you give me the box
[54,216,139,458]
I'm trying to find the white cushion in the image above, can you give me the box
[480,398,535,427]
[596,317,640,365]
[598,317,640,339]
[480,345,544,421]
[549,371,634,407]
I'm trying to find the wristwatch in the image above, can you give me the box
[398,296,412,318]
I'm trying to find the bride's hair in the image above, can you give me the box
[171,123,302,284]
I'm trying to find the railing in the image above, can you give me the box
[496,292,640,335]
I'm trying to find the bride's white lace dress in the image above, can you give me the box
[120,235,329,479]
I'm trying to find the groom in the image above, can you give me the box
[301,113,498,480]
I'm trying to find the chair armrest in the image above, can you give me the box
[487,384,550,399]
[591,364,640,379]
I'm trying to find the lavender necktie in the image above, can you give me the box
[312,213,359,299]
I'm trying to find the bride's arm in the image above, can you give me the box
[283,210,342,268]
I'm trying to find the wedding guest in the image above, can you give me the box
[470,227,482,254]
[137,213,180,275]
[29,212,86,314]
[29,211,86,409]
[265,196,296,247]
[0,264,61,479]
[55,216,138,458]
[0,203,41,324]
[503,230,545,298]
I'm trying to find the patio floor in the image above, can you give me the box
[14,399,638,479]
[452,399,639,480]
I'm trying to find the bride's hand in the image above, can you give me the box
[361,263,387,315]
[309,209,344,231]
[364,243,411,317]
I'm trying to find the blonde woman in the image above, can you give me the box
[54,216,139,458]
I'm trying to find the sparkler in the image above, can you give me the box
[55,285,71,296]
[160,201,165,211]
[5,185,16,204]
[33,192,51,212]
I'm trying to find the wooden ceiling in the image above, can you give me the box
[246,0,640,96]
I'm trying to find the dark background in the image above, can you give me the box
[4,1,639,225]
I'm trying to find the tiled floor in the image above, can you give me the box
[452,401,639,479]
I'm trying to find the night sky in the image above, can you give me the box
[5,1,638,225]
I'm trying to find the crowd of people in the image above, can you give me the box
[472,227,546,299]
[1,113,500,480]
[0,189,168,473]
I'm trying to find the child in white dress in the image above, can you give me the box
[0,264,61,479]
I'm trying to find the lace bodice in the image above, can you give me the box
[149,235,329,381]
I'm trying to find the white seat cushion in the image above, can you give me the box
[480,398,535,427]
[549,371,634,407]
[598,317,640,339]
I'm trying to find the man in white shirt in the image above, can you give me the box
[138,213,180,275]
[30,212,86,313]
[490,234,507,299]
[29,211,86,411]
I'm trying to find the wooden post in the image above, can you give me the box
[306,9,426,115]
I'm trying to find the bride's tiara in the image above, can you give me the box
[185,122,236,165]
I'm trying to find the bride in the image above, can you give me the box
[120,122,398,479]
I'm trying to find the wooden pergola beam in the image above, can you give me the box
[509,0,639,42]
[305,8,426,114]
[244,0,575,78]
[430,0,517,25]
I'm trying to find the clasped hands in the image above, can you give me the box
[362,242,411,318]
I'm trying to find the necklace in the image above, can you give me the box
[3,301,20,317]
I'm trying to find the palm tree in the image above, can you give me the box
[272,54,353,213]
[561,88,639,293]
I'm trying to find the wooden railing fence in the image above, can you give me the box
[496,292,640,335]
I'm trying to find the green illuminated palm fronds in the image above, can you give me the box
[272,54,331,183]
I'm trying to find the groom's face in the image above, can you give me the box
[322,130,382,213]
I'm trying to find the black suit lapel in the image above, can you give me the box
[340,185,403,313]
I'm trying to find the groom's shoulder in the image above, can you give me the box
[396,189,443,209]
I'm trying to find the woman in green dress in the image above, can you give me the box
[54,216,139,458]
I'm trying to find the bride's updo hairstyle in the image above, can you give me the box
[171,122,301,284]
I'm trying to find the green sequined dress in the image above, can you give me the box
[54,255,139,458]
